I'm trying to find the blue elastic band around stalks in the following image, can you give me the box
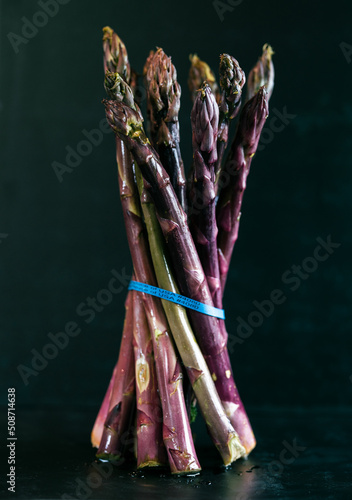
[128,280,225,320]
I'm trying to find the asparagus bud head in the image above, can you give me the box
[102,26,131,82]
[146,48,181,123]
[219,54,246,120]
[188,54,219,102]
[247,44,275,100]
[191,83,219,163]
[239,86,269,158]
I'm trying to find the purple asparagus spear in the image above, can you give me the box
[217,87,269,293]
[216,54,246,186]
[102,26,131,82]
[247,44,275,101]
[188,83,221,308]
[91,351,120,449]
[188,83,256,454]
[132,290,167,468]
[93,27,138,456]
[96,293,136,461]
[188,54,220,104]
[144,48,187,211]
[187,54,220,203]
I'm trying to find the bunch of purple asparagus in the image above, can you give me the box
[91,26,274,474]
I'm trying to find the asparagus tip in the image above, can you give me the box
[262,43,275,58]
[102,25,113,40]
[219,53,246,120]
[188,54,219,102]
[191,82,219,158]
[247,44,275,101]
[144,47,180,121]
[102,25,131,82]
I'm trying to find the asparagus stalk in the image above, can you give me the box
[188,82,226,349]
[216,55,246,186]
[96,293,136,460]
[132,289,167,468]
[136,166,246,464]
[247,44,275,101]
[95,32,140,459]
[187,83,256,453]
[188,83,221,308]
[144,49,187,212]
[188,54,220,103]
[103,92,256,454]
[187,54,220,202]
[91,359,117,448]
[106,82,200,472]
[216,87,269,293]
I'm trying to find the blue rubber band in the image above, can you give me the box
[128,280,225,320]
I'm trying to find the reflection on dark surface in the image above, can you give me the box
[3,408,352,500]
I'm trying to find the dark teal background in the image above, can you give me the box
[1,0,351,415]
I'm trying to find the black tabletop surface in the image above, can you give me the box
[1,407,351,500]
